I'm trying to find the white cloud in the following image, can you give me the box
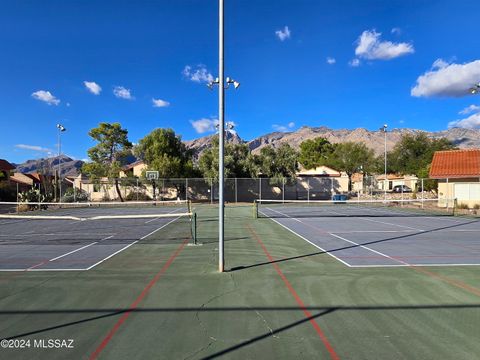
[15,144,52,153]
[349,58,360,67]
[190,118,218,134]
[448,113,480,129]
[275,26,291,41]
[326,57,336,65]
[84,81,102,95]
[459,104,480,115]
[272,122,295,132]
[31,90,60,106]
[391,27,402,35]
[182,65,214,83]
[354,29,414,60]
[152,98,170,108]
[411,59,480,97]
[113,86,134,100]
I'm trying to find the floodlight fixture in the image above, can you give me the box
[207,77,220,90]
[470,83,480,95]
[56,124,66,132]
[226,77,240,89]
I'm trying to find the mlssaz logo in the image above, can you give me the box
[34,339,74,349]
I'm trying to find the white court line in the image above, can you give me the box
[329,207,425,231]
[0,268,89,272]
[262,208,352,267]
[49,242,98,262]
[86,215,183,270]
[329,233,410,266]
[350,263,480,268]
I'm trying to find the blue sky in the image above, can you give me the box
[1,0,480,163]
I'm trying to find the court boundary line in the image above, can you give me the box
[260,209,352,267]
[88,239,188,360]
[261,207,480,268]
[247,224,340,360]
[0,210,185,272]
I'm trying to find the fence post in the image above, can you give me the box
[210,178,213,204]
[421,178,424,209]
[282,177,285,203]
[235,178,238,203]
[136,178,139,201]
[446,178,449,210]
[186,178,188,201]
[307,178,310,202]
[73,185,76,202]
[259,178,262,201]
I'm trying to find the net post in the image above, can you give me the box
[192,212,197,245]
[253,200,258,219]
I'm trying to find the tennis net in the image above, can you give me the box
[254,198,456,219]
[0,200,197,244]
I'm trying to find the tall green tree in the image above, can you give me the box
[388,133,456,177]
[329,142,376,191]
[256,144,298,182]
[298,137,334,169]
[82,122,132,201]
[134,128,196,178]
[198,137,255,179]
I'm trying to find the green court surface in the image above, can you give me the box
[1,205,479,359]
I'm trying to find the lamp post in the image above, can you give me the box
[208,0,240,272]
[380,124,387,200]
[55,124,66,202]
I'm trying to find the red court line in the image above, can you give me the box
[247,225,340,360]
[89,239,188,360]
[411,266,480,298]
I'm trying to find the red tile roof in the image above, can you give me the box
[429,149,480,179]
[0,159,15,171]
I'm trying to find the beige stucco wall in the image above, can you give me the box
[437,178,480,208]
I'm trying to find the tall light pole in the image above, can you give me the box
[380,124,387,200]
[208,0,240,272]
[56,124,66,202]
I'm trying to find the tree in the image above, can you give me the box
[329,142,376,191]
[198,137,255,179]
[134,128,196,178]
[298,137,334,170]
[387,133,456,177]
[256,144,298,182]
[82,122,132,201]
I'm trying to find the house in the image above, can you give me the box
[429,149,480,208]
[119,160,146,178]
[0,159,15,181]
[295,165,349,199]
[375,174,418,192]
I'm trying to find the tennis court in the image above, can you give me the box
[1,202,480,360]
[256,199,480,267]
[0,201,194,271]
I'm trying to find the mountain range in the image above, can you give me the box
[14,126,480,175]
[185,126,480,157]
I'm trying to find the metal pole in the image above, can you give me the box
[235,178,237,203]
[186,178,188,201]
[259,178,262,200]
[384,129,387,201]
[282,177,285,203]
[421,178,424,209]
[218,0,225,273]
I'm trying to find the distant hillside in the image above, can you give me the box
[185,126,480,158]
[184,131,243,160]
[15,155,84,177]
